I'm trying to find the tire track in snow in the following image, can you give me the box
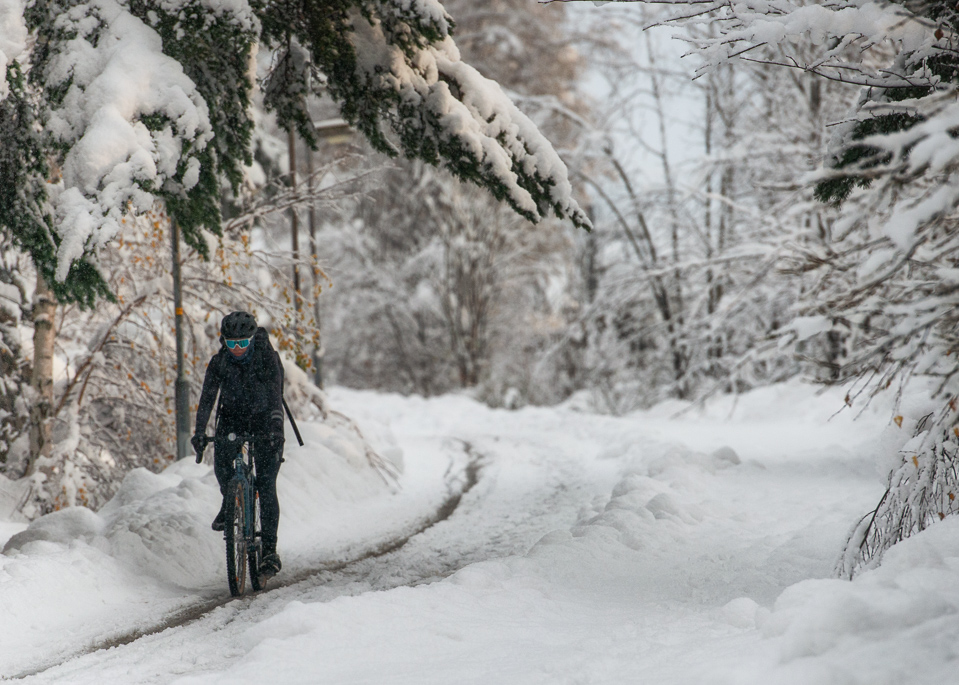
[6,441,484,681]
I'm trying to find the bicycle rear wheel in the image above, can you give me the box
[224,478,247,597]
[248,490,264,591]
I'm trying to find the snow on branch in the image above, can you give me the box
[34,0,215,282]
[552,0,936,87]
[7,0,585,303]
[311,2,590,231]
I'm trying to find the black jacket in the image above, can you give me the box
[195,327,284,436]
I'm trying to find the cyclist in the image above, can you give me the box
[192,311,285,577]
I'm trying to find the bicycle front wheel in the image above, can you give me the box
[248,490,264,592]
[224,478,247,597]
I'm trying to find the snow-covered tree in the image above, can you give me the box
[567,0,959,570]
[315,156,578,404]
[3,0,588,305]
[556,6,853,412]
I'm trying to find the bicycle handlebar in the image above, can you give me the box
[193,432,258,463]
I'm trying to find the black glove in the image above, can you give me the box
[191,434,206,463]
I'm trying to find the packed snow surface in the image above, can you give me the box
[1,381,953,683]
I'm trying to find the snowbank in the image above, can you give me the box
[0,411,402,676]
[754,516,959,684]
[3,418,397,587]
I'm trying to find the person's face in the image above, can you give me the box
[225,337,252,357]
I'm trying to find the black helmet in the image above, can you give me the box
[221,311,257,339]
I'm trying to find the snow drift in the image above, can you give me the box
[0,409,401,676]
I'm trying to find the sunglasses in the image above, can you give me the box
[225,337,252,350]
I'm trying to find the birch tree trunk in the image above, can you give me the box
[26,273,56,476]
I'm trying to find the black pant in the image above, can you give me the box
[214,411,284,551]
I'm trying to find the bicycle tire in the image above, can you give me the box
[248,490,264,591]
[224,478,247,597]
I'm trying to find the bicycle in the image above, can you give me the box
[197,432,266,597]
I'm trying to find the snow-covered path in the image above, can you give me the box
[10,382,952,684]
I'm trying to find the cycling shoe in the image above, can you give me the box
[258,552,281,577]
[211,510,225,531]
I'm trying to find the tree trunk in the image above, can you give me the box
[288,128,301,313]
[26,273,56,476]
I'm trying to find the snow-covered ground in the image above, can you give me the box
[2,381,953,683]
